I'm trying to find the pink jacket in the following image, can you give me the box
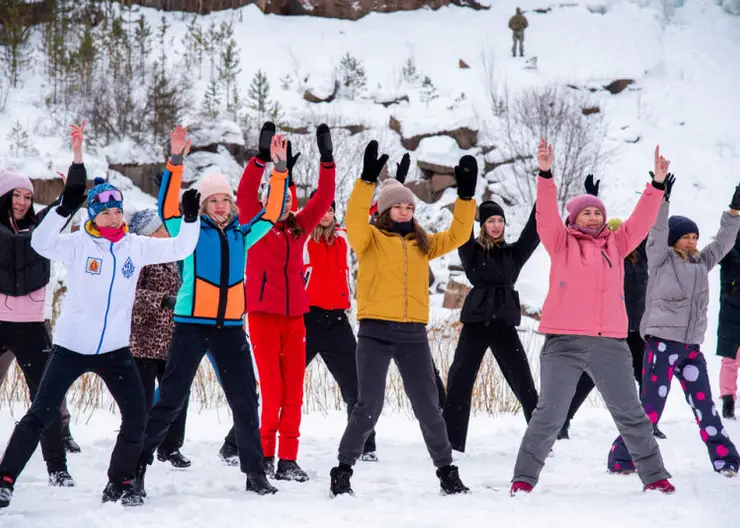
[0,287,46,323]
[536,175,663,338]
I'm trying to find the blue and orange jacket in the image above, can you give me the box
[159,161,288,327]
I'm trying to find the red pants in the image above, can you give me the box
[248,312,306,460]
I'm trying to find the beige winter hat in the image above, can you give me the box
[377,179,415,215]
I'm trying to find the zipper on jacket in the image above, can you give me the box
[402,237,408,322]
[95,243,117,355]
[284,227,290,316]
[259,271,267,302]
[215,229,229,327]
[601,250,613,268]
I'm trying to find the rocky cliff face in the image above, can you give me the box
[129,0,486,19]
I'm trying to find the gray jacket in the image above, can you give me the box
[641,201,740,344]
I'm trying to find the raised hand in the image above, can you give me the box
[652,145,670,183]
[271,134,288,172]
[258,122,276,163]
[454,155,478,200]
[664,173,676,202]
[730,183,740,212]
[584,174,600,196]
[396,153,411,184]
[70,121,86,164]
[360,140,389,184]
[170,125,191,160]
[537,138,553,172]
[181,188,200,223]
[286,140,301,187]
[316,123,333,163]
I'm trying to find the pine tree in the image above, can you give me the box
[402,56,419,84]
[420,76,438,106]
[0,0,33,88]
[134,15,152,79]
[182,15,204,79]
[337,52,366,100]
[76,23,97,96]
[7,121,31,156]
[218,37,241,107]
[201,76,222,119]
[247,70,272,116]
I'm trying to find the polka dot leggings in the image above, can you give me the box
[608,337,740,474]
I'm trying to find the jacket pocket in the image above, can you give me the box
[259,272,267,302]
[649,298,690,328]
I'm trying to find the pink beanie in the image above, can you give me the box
[0,168,33,199]
[566,194,607,226]
[198,173,233,206]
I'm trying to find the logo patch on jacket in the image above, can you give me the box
[86,257,102,275]
[121,257,135,279]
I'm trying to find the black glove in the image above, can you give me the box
[396,153,410,184]
[316,123,333,163]
[360,140,389,184]
[152,171,164,190]
[731,183,740,211]
[56,184,87,218]
[664,173,676,202]
[161,295,177,310]
[182,188,200,222]
[454,155,478,200]
[257,122,275,163]
[286,140,300,187]
[584,174,600,196]
[648,171,667,191]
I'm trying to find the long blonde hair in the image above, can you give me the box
[199,195,239,229]
[311,219,337,244]
[477,227,504,250]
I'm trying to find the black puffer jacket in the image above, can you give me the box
[718,236,740,359]
[624,239,648,333]
[459,205,539,326]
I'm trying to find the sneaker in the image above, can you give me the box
[246,472,278,495]
[157,449,191,469]
[48,469,75,487]
[264,456,276,478]
[722,395,736,420]
[720,468,738,478]
[275,459,309,482]
[436,465,469,495]
[0,476,13,508]
[643,478,675,494]
[63,436,82,454]
[329,465,353,496]
[218,442,239,467]
[360,452,378,462]
[510,481,534,496]
[653,425,667,439]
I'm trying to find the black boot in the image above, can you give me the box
[0,477,13,509]
[722,395,736,420]
[264,456,276,478]
[653,424,667,439]
[63,435,82,454]
[329,465,353,496]
[101,480,143,507]
[246,472,278,495]
[218,441,239,467]
[557,421,570,440]
[135,461,148,498]
[436,464,469,495]
[157,449,192,468]
[48,469,75,487]
[275,459,309,482]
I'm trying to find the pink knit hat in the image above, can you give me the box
[198,173,233,206]
[566,194,607,226]
[0,168,33,199]
[377,178,415,215]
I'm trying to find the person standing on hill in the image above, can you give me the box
[716,234,740,420]
[443,198,540,453]
[508,8,529,57]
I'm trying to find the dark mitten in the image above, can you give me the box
[584,174,600,196]
[454,155,478,200]
[257,122,276,163]
[161,295,177,310]
[56,185,86,218]
[360,140,389,184]
[316,124,333,163]
[286,141,301,187]
[396,153,410,184]
[182,188,200,222]
[731,183,740,211]
[664,173,676,202]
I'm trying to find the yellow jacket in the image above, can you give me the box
[346,179,476,324]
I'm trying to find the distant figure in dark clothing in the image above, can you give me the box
[508,8,529,57]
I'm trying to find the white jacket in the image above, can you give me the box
[31,207,199,355]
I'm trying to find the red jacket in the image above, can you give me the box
[237,157,335,316]
[303,228,351,311]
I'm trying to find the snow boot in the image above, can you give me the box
[652,425,667,439]
[48,469,75,487]
[135,461,148,498]
[275,459,309,482]
[557,421,570,440]
[264,456,276,478]
[157,449,191,468]
[246,472,278,495]
[510,481,534,496]
[360,452,378,462]
[330,464,354,497]
[0,476,13,508]
[436,464,469,495]
[722,395,736,420]
[218,441,239,467]
[63,435,81,454]
[643,478,675,494]
[102,480,144,507]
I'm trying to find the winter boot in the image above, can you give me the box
[135,461,148,498]
[360,452,378,462]
[246,472,278,495]
[643,478,675,494]
[329,464,354,497]
[63,435,82,454]
[48,469,75,487]
[557,421,570,440]
[0,476,13,508]
[157,449,191,468]
[275,459,309,482]
[436,465,469,495]
[218,441,239,467]
[264,456,276,478]
[652,425,667,439]
[722,395,736,420]
[101,480,144,507]
[510,481,534,495]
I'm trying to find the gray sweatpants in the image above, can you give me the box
[338,332,453,468]
[512,335,670,486]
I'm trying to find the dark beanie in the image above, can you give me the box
[310,189,335,211]
[668,215,699,246]
[478,201,505,225]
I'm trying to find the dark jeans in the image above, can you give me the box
[0,321,66,473]
[141,324,263,474]
[443,321,538,452]
[0,346,146,484]
[135,357,189,455]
